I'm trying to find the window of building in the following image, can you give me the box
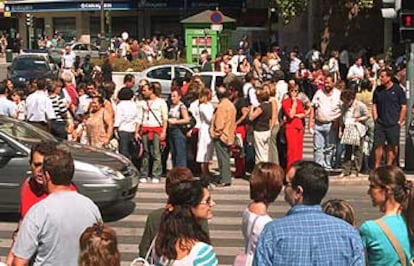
[53,17,76,42]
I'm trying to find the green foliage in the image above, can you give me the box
[91,58,188,72]
[273,0,375,24]
[275,0,308,24]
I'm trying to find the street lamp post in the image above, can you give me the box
[100,0,106,51]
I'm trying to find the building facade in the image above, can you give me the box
[3,0,268,48]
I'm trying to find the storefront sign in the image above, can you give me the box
[5,1,134,12]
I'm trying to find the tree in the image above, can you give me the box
[275,0,375,24]
[274,0,378,54]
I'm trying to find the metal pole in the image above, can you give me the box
[100,0,106,50]
[404,42,414,170]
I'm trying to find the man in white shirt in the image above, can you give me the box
[347,57,364,92]
[62,45,77,85]
[0,81,17,118]
[243,72,259,107]
[289,52,302,79]
[62,45,75,70]
[25,79,56,132]
[231,48,246,73]
[309,75,342,170]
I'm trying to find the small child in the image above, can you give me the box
[67,114,88,145]
[322,199,356,226]
[9,90,26,121]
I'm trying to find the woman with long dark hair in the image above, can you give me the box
[360,166,414,265]
[155,180,218,265]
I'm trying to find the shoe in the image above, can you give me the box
[151,178,160,184]
[337,173,350,178]
[139,178,147,183]
[215,182,231,187]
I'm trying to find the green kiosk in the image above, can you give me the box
[181,10,235,64]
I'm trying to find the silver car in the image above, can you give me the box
[70,42,101,59]
[135,64,197,95]
[0,116,139,213]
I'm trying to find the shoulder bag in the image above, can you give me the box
[233,215,260,266]
[375,219,413,266]
[178,104,196,135]
[131,237,156,266]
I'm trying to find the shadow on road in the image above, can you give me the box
[0,213,19,222]
[101,201,136,222]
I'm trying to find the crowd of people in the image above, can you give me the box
[0,37,413,265]
[3,142,413,265]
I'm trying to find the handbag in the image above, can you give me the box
[341,124,361,146]
[131,237,156,266]
[179,106,196,135]
[233,216,260,266]
[375,219,413,266]
[231,134,245,158]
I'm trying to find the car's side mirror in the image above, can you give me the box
[0,145,24,158]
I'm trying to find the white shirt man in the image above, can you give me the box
[347,58,364,83]
[231,48,246,73]
[0,87,16,118]
[26,81,56,123]
[62,45,76,70]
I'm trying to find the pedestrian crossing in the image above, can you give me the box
[0,127,407,265]
[106,180,290,266]
[0,178,288,266]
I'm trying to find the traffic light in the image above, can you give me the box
[400,11,414,41]
[26,14,34,27]
[105,11,111,25]
[381,0,401,19]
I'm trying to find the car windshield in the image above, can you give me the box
[13,58,49,71]
[0,118,58,145]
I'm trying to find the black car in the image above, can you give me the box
[7,54,60,88]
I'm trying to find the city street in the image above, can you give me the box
[0,177,379,266]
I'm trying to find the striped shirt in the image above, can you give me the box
[254,205,365,266]
[49,95,67,122]
[157,242,218,266]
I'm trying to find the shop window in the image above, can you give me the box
[53,17,76,42]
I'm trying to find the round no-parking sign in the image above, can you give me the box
[210,10,223,24]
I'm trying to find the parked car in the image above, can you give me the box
[0,116,139,213]
[134,64,198,95]
[48,42,100,67]
[70,42,101,59]
[7,54,60,88]
[196,71,245,103]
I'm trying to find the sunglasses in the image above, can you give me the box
[289,90,299,93]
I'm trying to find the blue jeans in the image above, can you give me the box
[168,127,187,167]
[314,122,337,168]
[118,131,134,159]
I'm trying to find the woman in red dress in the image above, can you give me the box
[281,80,307,170]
